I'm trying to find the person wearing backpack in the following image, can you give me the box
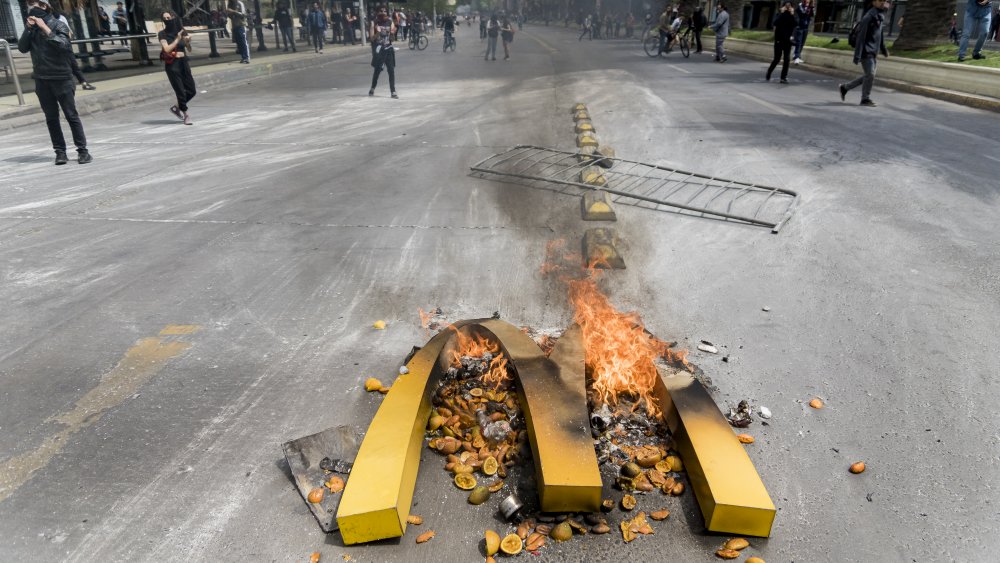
[500,16,514,60]
[839,0,890,106]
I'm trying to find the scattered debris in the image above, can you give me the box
[736,434,755,444]
[759,406,772,419]
[363,378,382,392]
[309,551,321,563]
[649,509,670,521]
[715,548,741,559]
[809,398,824,409]
[500,533,523,555]
[307,488,324,503]
[325,476,345,493]
[418,307,447,330]
[485,530,501,555]
[415,530,435,544]
[762,306,771,312]
[746,558,766,563]
[550,521,573,542]
[399,365,409,375]
[866,492,874,502]
[373,320,386,330]
[318,458,353,474]
[406,514,423,525]
[849,461,866,474]
[724,537,750,551]
[727,400,754,428]
[697,341,719,354]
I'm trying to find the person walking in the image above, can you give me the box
[712,3,730,62]
[579,14,591,40]
[691,5,706,53]
[368,6,397,98]
[271,0,296,51]
[158,11,195,125]
[767,2,797,83]
[839,0,890,106]
[485,13,499,60]
[958,0,993,61]
[307,2,326,53]
[480,15,487,39]
[500,15,514,60]
[792,0,814,63]
[17,0,91,164]
[227,0,250,63]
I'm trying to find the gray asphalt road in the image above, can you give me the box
[1,24,998,563]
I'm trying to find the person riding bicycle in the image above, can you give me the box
[656,9,678,55]
[410,11,423,39]
[442,11,456,51]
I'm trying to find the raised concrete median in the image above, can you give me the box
[726,38,1000,112]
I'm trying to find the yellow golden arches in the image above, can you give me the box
[335,319,602,545]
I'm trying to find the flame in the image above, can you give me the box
[418,308,433,329]
[481,354,510,390]
[569,273,668,417]
[540,238,690,417]
[448,328,500,367]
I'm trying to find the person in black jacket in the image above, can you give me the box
[839,0,890,106]
[691,5,706,54]
[17,0,91,165]
[767,1,797,83]
[271,0,296,52]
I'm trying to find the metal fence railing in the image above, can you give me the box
[0,38,24,105]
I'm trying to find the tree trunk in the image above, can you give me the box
[728,0,745,29]
[892,0,951,50]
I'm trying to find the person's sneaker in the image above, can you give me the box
[368,89,374,96]
[780,78,788,84]
[391,91,399,99]
[82,83,97,90]
[958,55,965,62]
[170,105,184,120]
[183,114,192,125]
[972,53,984,59]
[839,84,847,101]
[794,57,803,64]
[55,151,68,165]
[765,74,771,81]
[859,99,877,107]
[77,150,92,164]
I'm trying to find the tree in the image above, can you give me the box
[891,0,951,50]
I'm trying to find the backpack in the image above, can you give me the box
[847,20,860,47]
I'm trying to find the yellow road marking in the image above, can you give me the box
[0,328,196,503]
[159,324,201,335]
[528,32,559,55]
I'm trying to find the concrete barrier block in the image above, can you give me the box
[582,190,617,221]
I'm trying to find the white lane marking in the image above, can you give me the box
[668,65,691,74]
[984,154,1000,164]
[738,92,797,117]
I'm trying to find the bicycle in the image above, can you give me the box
[644,28,671,56]
[409,30,428,50]
[443,30,456,52]
[677,25,692,58]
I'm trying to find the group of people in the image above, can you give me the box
[577,12,639,40]
[482,13,516,61]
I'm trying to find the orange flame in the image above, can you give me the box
[418,308,434,329]
[568,273,668,417]
[481,354,510,390]
[449,329,500,368]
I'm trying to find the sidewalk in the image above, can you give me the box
[0,30,369,128]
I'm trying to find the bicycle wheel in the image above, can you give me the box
[417,35,428,50]
[680,36,690,58]
[449,37,456,51]
[643,34,660,57]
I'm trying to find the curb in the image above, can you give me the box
[725,38,1000,113]
[0,48,366,131]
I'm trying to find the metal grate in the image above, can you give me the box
[470,145,798,233]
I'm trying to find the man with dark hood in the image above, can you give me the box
[839,0,890,106]
[17,0,91,165]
